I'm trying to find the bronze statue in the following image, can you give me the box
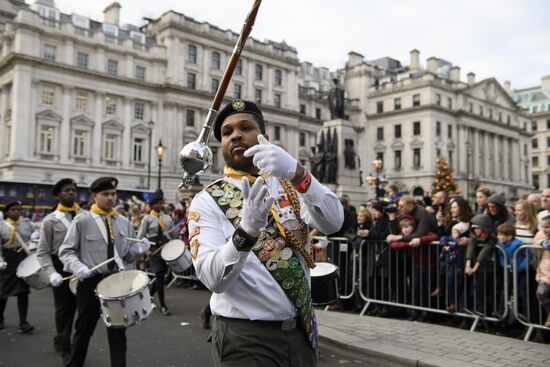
[311,131,326,182]
[327,78,345,119]
[344,139,356,170]
[325,129,338,183]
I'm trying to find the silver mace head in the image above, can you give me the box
[178,141,213,189]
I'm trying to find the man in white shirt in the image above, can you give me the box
[188,99,344,367]
[537,188,550,223]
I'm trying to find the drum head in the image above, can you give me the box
[310,262,338,278]
[16,254,41,278]
[161,240,185,261]
[96,270,149,299]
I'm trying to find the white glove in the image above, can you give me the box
[239,177,274,237]
[49,272,63,287]
[244,135,298,180]
[0,260,6,271]
[137,239,151,254]
[75,265,91,280]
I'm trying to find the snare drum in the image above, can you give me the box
[161,239,192,274]
[95,270,155,328]
[16,253,50,289]
[310,262,339,306]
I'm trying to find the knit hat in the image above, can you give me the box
[452,221,470,235]
[370,200,385,213]
[470,214,492,233]
[488,193,505,206]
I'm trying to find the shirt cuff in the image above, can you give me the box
[220,238,249,266]
[297,175,326,206]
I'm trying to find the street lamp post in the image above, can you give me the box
[365,159,383,199]
[147,120,154,190]
[155,140,166,190]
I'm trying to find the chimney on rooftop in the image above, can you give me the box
[467,72,476,85]
[104,2,121,26]
[449,66,461,82]
[347,51,364,68]
[504,80,511,93]
[426,57,438,74]
[410,49,420,71]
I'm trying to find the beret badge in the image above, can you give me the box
[232,99,246,111]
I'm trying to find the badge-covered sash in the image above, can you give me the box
[207,180,318,352]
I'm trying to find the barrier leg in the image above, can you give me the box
[360,301,371,316]
[523,325,535,342]
[470,316,480,332]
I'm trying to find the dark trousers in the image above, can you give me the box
[52,256,76,353]
[66,274,126,367]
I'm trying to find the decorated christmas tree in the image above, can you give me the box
[432,157,458,193]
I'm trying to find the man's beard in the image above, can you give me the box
[223,151,256,173]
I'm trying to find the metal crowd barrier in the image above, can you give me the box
[512,245,550,341]
[167,266,199,288]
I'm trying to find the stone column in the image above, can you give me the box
[457,125,467,174]
[64,39,74,65]
[92,92,104,165]
[28,80,39,158]
[493,134,500,180]
[502,136,509,180]
[97,48,105,73]
[10,65,32,159]
[122,98,132,167]
[59,86,72,163]
[201,47,210,92]
[266,67,273,105]
[125,55,134,79]
[0,87,6,157]
[473,129,480,176]
[483,133,490,178]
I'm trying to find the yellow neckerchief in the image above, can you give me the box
[150,210,165,230]
[90,204,117,242]
[56,203,81,213]
[223,166,287,237]
[6,217,20,249]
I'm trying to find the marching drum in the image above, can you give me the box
[95,270,155,328]
[161,239,192,274]
[16,253,50,289]
[310,262,339,306]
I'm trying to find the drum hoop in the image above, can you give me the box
[95,271,151,301]
[162,243,187,262]
[16,255,41,278]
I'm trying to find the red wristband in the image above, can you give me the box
[293,171,312,193]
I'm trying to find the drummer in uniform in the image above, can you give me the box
[59,176,150,367]
[188,99,344,366]
[137,190,175,316]
[0,200,37,333]
[37,178,81,357]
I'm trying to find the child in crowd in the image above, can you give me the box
[535,216,550,327]
[390,215,438,321]
[437,221,469,313]
[496,223,529,324]
[465,214,497,315]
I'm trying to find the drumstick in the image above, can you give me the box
[124,237,155,245]
[144,244,165,262]
[62,257,116,281]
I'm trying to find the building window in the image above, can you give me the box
[507,115,512,125]
[533,156,539,167]
[479,105,484,116]
[274,94,281,108]
[134,101,145,120]
[41,86,55,105]
[211,51,221,70]
[135,66,146,81]
[413,121,421,135]
[235,59,242,75]
[76,52,88,68]
[132,137,145,163]
[39,126,54,154]
[75,90,87,112]
[412,94,420,107]
[44,44,56,61]
[547,119,550,129]
[300,104,306,114]
[547,155,550,166]
[274,69,282,86]
[436,94,441,106]
[394,150,402,170]
[376,101,383,113]
[315,108,321,119]
[255,89,262,104]
[532,138,538,149]
[234,83,242,99]
[73,130,86,157]
[187,72,196,89]
[211,78,220,95]
[436,121,441,136]
[532,121,537,131]
[186,110,195,127]
[413,148,421,168]
[255,64,263,80]
[187,45,197,64]
[489,109,493,119]
[533,175,540,190]
[448,124,453,138]
[533,105,539,113]
[449,151,453,166]
[498,112,502,122]
[107,59,118,76]
[274,126,281,141]
[447,97,452,109]
[376,152,384,166]
[394,124,401,138]
[299,132,306,147]
[547,137,550,148]
[377,127,384,141]
[469,102,473,113]
[103,133,118,161]
[105,95,117,115]
[394,98,401,110]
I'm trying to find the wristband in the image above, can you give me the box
[292,169,312,193]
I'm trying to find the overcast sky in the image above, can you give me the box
[54,0,549,90]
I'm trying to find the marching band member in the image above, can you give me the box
[0,200,37,333]
[188,99,344,366]
[137,191,175,316]
[37,178,81,358]
[59,177,150,367]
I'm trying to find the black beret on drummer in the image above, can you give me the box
[149,189,164,205]
[52,178,77,196]
[90,176,118,193]
[213,99,265,141]
[4,200,22,213]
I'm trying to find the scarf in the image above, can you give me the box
[90,204,117,242]
[56,202,81,213]
[150,210,165,230]
[6,218,20,249]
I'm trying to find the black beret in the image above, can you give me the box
[4,200,22,213]
[149,189,164,205]
[52,178,77,196]
[213,99,265,141]
[90,177,118,193]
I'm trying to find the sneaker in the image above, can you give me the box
[160,307,171,316]
[18,321,34,334]
[446,304,456,314]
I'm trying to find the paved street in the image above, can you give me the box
[0,281,374,367]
